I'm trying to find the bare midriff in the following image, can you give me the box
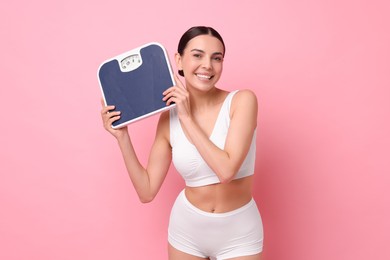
[184,175,254,213]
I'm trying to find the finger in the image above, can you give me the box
[162,86,177,96]
[165,96,176,106]
[163,90,183,102]
[163,80,185,96]
[101,105,116,114]
[108,115,121,125]
[174,74,186,89]
[103,112,120,126]
[100,98,114,109]
[104,111,121,122]
[107,111,121,116]
[100,98,116,111]
[162,87,178,101]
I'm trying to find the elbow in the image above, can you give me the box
[139,197,152,203]
[139,196,154,204]
[138,192,156,204]
[219,171,236,184]
[219,177,234,184]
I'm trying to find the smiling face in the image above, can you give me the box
[176,34,224,91]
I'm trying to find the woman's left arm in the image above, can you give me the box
[180,90,258,183]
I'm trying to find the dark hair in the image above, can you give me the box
[177,26,225,76]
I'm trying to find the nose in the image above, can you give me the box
[202,57,212,70]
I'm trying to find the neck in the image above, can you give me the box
[187,87,221,112]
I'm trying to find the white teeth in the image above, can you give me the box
[196,74,212,79]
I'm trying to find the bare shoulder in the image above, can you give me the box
[159,110,170,122]
[156,110,170,141]
[228,89,258,135]
[231,89,258,112]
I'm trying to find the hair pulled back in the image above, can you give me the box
[177,26,225,76]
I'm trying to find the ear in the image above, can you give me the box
[175,53,182,70]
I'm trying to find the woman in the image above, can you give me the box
[101,26,264,260]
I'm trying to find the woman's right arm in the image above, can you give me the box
[101,100,172,203]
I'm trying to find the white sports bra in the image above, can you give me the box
[169,90,256,187]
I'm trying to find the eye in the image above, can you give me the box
[193,53,202,58]
[213,56,223,62]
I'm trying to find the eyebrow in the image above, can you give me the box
[190,49,224,56]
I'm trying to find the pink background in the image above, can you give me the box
[1,0,389,259]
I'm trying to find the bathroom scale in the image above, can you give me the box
[98,42,176,128]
